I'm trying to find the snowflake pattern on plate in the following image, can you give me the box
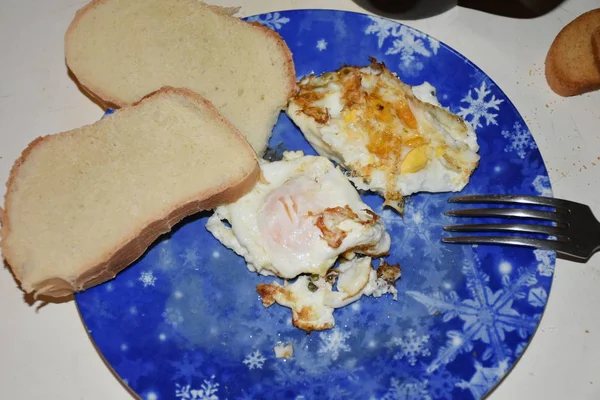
[76,10,555,400]
[175,376,219,400]
[245,12,290,30]
[243,350,267,370]
[389,329,432,366]
[532,175,552,197]
[138,270,157,287]
[366,15,439,75]
[501,121,538,159]
[456,81,504,129]
[316,38,328,51]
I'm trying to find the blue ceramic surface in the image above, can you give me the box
[77,10,555,400]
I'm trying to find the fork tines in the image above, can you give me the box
[447,194,572,208]
[442,194,574,255]
[443,194,600,262]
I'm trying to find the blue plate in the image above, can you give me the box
[76,10,555,400]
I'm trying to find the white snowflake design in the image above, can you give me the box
[501,121,537,159]
[384,26,437,66]
[528,287,548,307]
[365,16,439,53]
[389,329,431,366]
[163,307,184,327]
[138,270,157,287]
[456,360,509,399]
[365,16,439,73]
[407,249,540,373]
[532,175,552,197]
[316,38,328,51]
[246,12,290,30]
[456,81,504,129]
[243,350,267,370]
[534,249,555,277]
[318,329,351,361]
[381,377,432,400]
[175,375,220,400]
[180,247,200,268]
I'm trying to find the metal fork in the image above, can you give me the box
[442,194,600,263]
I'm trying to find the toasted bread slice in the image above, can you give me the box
[593,27,600,65]
[545,8,600,96]
[1,87,260,298]
[65,0,296,155]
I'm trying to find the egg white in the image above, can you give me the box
[287,61,480,212]
[206,151,391,279]
[257,256,401,331]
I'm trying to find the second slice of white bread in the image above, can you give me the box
[65,0,296,155]
[0,87,259,298]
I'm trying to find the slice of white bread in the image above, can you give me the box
[0,87,260,298]
[65,0,296,155]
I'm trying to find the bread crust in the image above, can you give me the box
[64,0,296,109]
[593,27,600,68]
[545,8,600,96]
[1,87,260,299]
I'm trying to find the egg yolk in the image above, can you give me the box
[401,145,429,173]
[258,177,323,258]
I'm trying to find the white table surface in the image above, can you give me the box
[1,0,599,399]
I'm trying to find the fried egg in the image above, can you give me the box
[287,58,480,212]
[206,151,391,280]
[257,257,401,331]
